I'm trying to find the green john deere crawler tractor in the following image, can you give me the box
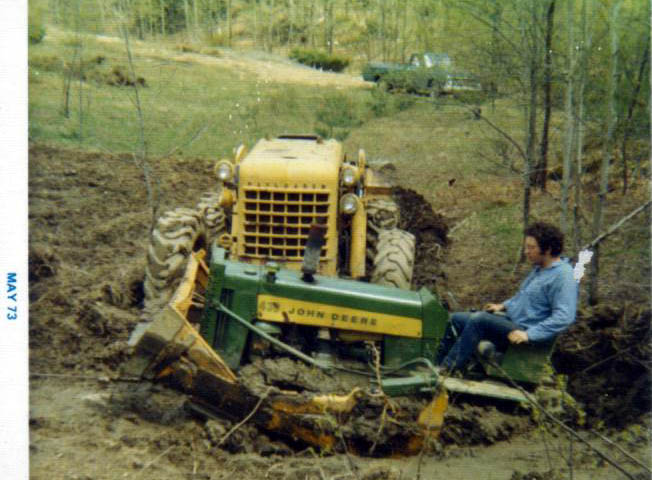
[125,238,560,454]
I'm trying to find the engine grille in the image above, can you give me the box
[241,188,331,260]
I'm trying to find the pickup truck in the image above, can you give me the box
[362,52,451,82]
[362,52,481,95]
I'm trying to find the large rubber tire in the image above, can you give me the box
[144,193,227,314]
[365,198,400,261]
[196,191,227,241]
[370,228,415,290]
[366,198,400,232]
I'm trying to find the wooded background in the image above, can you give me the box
[28,0,651,305]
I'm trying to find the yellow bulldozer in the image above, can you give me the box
[143,134,416,315]
[126,135,559,456]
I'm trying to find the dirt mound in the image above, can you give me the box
[392,186,449,291]
[26,143,526,459]
[236,357,529,455]
[553,304,651,427]
[28,143,218,372]
[29,142,650,469]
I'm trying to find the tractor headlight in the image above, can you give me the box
[341,166,358,187]
[214,160,234,182]
[340,193,359,215]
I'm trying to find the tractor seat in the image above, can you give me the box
[476,338,557,385]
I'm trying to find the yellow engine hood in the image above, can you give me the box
[238,138,342,188]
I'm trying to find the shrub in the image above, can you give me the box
[382,68,447,95]
[367,85,415,118]
[289,48,350,72]
[315,92,363,140]
[28,22,46,45]
[204,31,228,47]
[29,55,62,73]
[177,44,200,53]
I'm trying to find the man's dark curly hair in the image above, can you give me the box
[524,222,564,256]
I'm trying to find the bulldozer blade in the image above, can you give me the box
[124,251,465,455]
[440,377,527,403]
[417,388,448,431]
[122,252,236,384]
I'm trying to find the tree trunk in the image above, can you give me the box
[288,0,294,46]
[536,0,556,191]
[183,0,190,38]
[572,0,593,255]
[253,1,258,47]
[268,0,275,52]
[380,0,387,61]
[193,0,199,38]
[97,0,106,31]
[310,2,315,47]
[522,1,540,236]
[391,0,400,61]
[160,0,166,36]
[327,0,334,54]
[227,0,232,47]
[400,0,408,62]
[620,41,649,193]
[561,0,575,234]
[588,0,622,305]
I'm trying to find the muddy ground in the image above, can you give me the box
[28,144,650,479]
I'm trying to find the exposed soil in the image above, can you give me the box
[553,304,651,428]
[29,143,651,479]
[393,186,449,292]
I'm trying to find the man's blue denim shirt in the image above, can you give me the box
[503,259,577,342]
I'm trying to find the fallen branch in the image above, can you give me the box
[30,371,141,382]
[135,445,173,477]
[462,105,528,163]
[337,430,359,480]
[448,213,476,237]
[163,122,213,158]
[588,428,651,472]
[580,345,635,374]
[218,386,273,447]
[580,200,651,252]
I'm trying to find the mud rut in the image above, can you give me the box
[29,144,649,463]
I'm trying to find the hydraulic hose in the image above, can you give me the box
[216,302,333,370]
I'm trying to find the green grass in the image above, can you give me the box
[28,26,650,305]
[28,30,373,159]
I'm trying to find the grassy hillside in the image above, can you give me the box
[28,25,650,307]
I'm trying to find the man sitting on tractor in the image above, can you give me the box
[436,221,578,373]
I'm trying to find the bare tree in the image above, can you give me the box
[535,0,556,191]
[193,0,199,38]
[572,0,594,255]
[159,0,166,35]
[560,0,575,234]
[116,1,159,230]
[183,0,190,38]
[588,0,623,305]
[380,0,387,61]
[227,0,233,47]
[620,39,649,193]
[267,0,275,52]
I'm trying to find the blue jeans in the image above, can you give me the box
[436,311,519,370]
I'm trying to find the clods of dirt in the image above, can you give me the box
[393,186,450,291]
[510,470,562,480]
[553,304,651,427]
[29,243,58,283]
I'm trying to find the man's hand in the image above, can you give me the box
[484,303,505,313]
[508,330,528,344]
